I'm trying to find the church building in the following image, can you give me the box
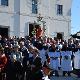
[0,0,72,40]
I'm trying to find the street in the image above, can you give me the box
[50,76,80,80]
[50,70,80,80]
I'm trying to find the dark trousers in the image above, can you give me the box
[6,61,22,80]
[0,72,2,80]
[63,71,71,76]
[31,69,43,80]
[6,64,17,80]
[73,69,80,77]
[21,65,31,80]
[0,70,6,80]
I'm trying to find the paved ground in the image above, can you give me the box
[50,70,80,80]
[50,76,80,80]
[24,70,80,80]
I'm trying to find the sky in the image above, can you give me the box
[71,0,80,34]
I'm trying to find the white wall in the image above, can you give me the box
[47,0,72,40]
[0,0,72,40]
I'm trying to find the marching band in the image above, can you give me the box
[0,35,80,80]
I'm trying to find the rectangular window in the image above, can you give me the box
[1,0,8,6]
[32,0,38,14]
[57,5,63,15]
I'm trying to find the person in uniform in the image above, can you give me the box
[10,44,23,80]
[29,48,43,80]
[74,48,80,77]
[19,41,30,80]
[48,46,60,76]
[38,42,47,66]
[61,47,73,76]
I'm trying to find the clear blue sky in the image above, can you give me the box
[71,0,80,34]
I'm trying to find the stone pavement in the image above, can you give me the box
[50,76,80,80]
[50,70,80,80]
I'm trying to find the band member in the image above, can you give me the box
[29,48,43,80]
[0,47,7,80]
[10,44,23,80]
[61,47,73,76]
[48,46,60,76]
[74,48,80,78]
[19,41,30,80]
[38,42,47,66]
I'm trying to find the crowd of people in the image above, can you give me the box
[0,35,80,80]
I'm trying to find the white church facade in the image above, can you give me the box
[0,0,72,40]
